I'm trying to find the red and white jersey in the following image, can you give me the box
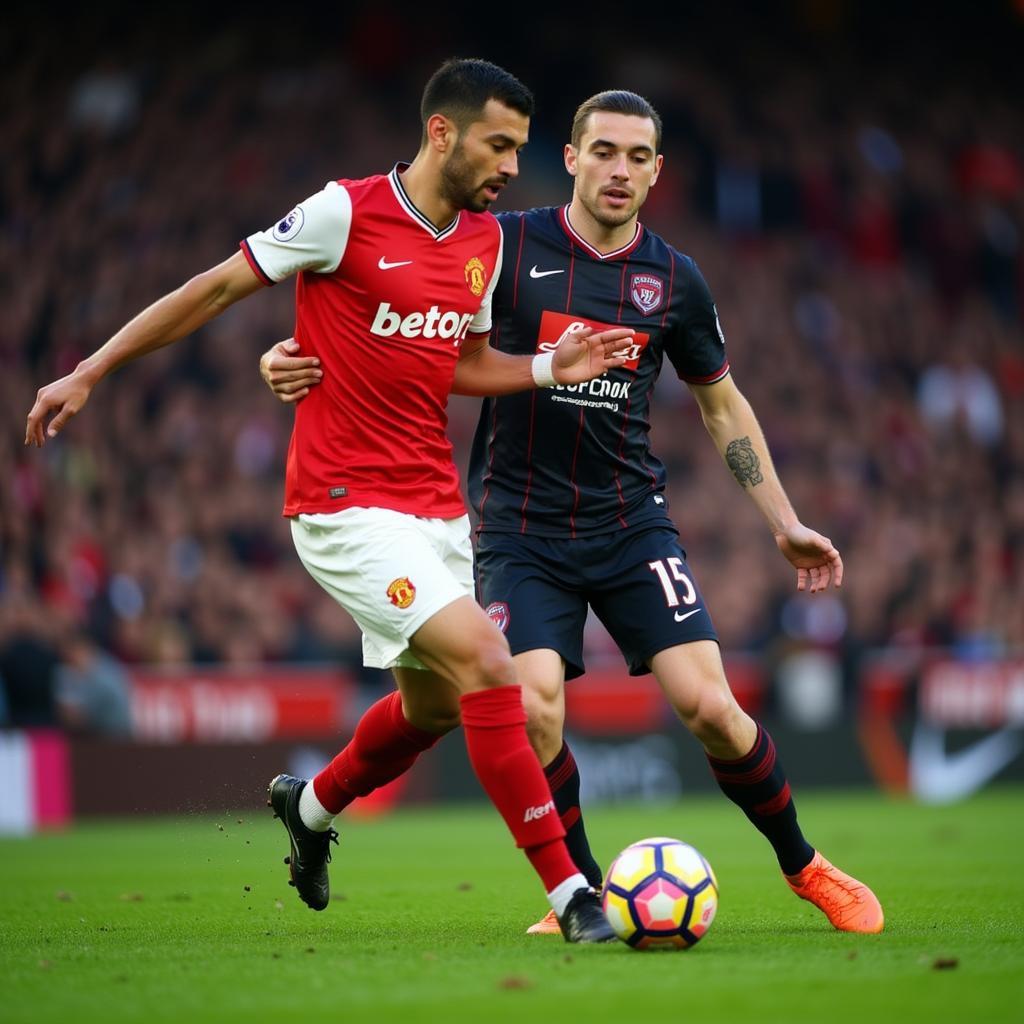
[241,165,503,518]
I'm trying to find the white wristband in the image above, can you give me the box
[531,351,557,388]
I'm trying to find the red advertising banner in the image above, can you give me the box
[129,668,355,743]
[859,652,1024,801]
[920,660,1024,727]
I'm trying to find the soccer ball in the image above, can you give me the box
[602,837,718,950]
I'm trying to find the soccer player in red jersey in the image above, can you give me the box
[24,60,637,943]
[262,90,884,937]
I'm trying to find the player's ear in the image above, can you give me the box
[649,153,664,187]
[564,143,578,176]
[425,113,457,154]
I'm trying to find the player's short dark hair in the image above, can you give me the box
[571,90,663,152]
[420,58,534,136]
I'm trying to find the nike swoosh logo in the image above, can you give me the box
[909,722,1023,802]
[674,608,701,622]
[530,266,564,279]
[378,258,413,270]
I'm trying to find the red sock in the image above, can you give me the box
[460,686,577,892]
[312,691,441,813]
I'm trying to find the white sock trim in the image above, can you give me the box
[298,780,336,832]
[546,872,589,917]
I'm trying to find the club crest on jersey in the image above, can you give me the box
[630,273,664,316]
[273,207,305,242]
[464,257,487,297]
[485,601,510,633]
[386,577,417,609]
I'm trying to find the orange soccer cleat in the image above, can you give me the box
[525,908,563,935]
[785,851,884,933]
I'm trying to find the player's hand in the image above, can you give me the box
[25,371,94,447]
[551,326,633,385]
[774,524,844,593]
[260,338,322,403]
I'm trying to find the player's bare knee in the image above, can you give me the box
[677,688,738,744]
[470,638,518,691]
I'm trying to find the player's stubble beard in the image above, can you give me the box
[441,140,506,213]
[580,184,646,231]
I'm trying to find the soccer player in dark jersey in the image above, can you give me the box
[261,90,884,936]
[24,61,640,944]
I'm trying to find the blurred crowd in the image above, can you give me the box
[2,6,1022,729]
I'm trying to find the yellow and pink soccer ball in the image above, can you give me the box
[602,837,718,950]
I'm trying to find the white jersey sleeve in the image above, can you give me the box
[243,181,352,283]
[467,221,504,335]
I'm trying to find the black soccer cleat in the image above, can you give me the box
[267,774,338,911]
[556,888,618,944]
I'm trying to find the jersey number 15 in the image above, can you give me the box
[647,558,697,608]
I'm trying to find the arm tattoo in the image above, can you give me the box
[725,436,764,488]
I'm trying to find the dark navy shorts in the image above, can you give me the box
[475,526,718,679]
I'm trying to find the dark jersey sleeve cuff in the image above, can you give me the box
[679,361,730,385]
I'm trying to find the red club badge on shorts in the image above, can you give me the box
[387,577,417,609]
[486,601,510,633]
[630,273,664,316]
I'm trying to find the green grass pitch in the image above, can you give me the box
[1,787,1021,1023]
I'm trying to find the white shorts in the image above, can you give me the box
[290,507,474,671]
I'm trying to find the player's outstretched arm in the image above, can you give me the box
[25,251,263,446]
[689,374,843,593]
[452,326,633,397]
[259,339,322,403]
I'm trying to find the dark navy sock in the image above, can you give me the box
[707,723,814,876]
[545,742,604,889]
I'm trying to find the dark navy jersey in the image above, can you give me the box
[468,206,730,538]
